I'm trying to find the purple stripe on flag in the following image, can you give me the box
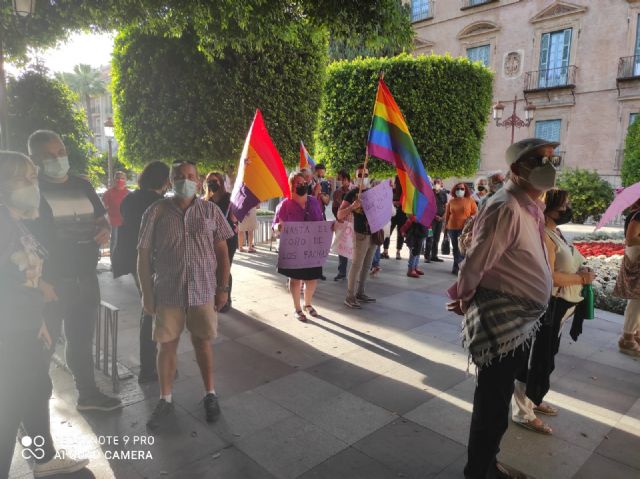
[231,184,260,223]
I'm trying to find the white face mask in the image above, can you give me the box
[173,179,197,199]
[455,189,465,198]
[360,178,370,189]
[434,184,442,191]
[42,156,70,179]
[522,163,557,192]
[9,183,40,218]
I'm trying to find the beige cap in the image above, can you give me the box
[505,138,560,166]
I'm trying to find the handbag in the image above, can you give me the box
[441,231,451,255]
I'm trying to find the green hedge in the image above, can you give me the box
[557,169,614,224]
[316,53,493,177]
[112,26,327,171]
[622,118,640,187]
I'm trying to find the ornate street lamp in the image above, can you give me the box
[492,95,536,144]
[104,117,115,188]
[12,0,36,17]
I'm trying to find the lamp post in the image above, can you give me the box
[492,95,536,145]
[0,0,36,149]
[104,117,114,188]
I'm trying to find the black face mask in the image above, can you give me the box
[554,207,573,225]
[295,184,308,196]
[208,181,219,193]
[477,186,486,192]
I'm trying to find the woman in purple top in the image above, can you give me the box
[274,171,324,322]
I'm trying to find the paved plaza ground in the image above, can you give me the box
[8,227,640,479]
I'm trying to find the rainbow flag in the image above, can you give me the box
[299,141,316,170]
[231,109,290,222]
[367,79,436,227]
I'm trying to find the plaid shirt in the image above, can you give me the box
[138,198,233,307]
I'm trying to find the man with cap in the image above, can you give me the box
[447,138,559,479]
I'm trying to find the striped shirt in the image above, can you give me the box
[138,198,233,307]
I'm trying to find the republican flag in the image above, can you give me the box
[231,110,290,222]
[367,78,436,227]
[299,141,316,170]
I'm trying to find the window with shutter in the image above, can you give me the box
[535,120,562,154]
[634,15,640,76]
[467,45,491,67]
[539,28,572,88]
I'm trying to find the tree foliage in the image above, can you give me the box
[112,26,327,170]
[316,54,494,178]
[557,169,614,224]
[622,117,640,187]
[7,67,98,180]
[55,64,107,129]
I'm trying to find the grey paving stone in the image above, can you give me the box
[573,452,640,479]
[306,357,380,390]
[166,446,278,479]
[594,426,640,470]
[433,453,467,479]
[545,407,616,452]
[352,419,466,478]
[298,446,399,479]
[410,320,463,344]
[299,391,396,444]
[551,374,638,417]
[236,415,347,479]
[380,291,453,321]
[349,372,435,415]
[405,394,472,446]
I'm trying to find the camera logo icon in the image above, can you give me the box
[20,435,46,460]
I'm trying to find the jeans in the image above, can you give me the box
[408,237,424,269]
[464,346,530,479]
[337,255,348,276]
[371,246,381,268]
[44,274,100,397]
[425,219,443,259]
[448,229,463,271]
[347,233,378,298]
[0,333,56,477]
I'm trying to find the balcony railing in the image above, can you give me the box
[524,65,577,92]
[617,55,640,80]
[411,0,433,22]
[461,0,498,9]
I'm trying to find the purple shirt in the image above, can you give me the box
[448,180,552,306]
[273,196,324,225]
[138,198,233,307]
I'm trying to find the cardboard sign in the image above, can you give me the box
[332,220,354,259]
[277,221,334,269]
[360,180,394,233]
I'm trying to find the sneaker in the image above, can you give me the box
[320,275,327,281]
[146,399,174,430]
[356,293,376,303]
[370,266,381,276]
[415,268,425,275]
[381,251,390,259]
[423,257,431,263]
[77,390,123,412]
[334,273,346,281]
[407,269,420,278]
[395,251,401,260]
[344,296,361,309]
[33,452,89,477]
[204,393,221,423]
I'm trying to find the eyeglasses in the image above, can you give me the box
[523,155,562,168]
[356,173,369,178]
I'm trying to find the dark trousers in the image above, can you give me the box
[226,236,237,308]
[338,255,348,276]
[44,274,100,397]
[383,207,407,251]
[464,346,530,479]
[133,272,157,376]
[425,219,443,259]
[109,226,119,256]
[448,229,463,271]
[0,333,56,477]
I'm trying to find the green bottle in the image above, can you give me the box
[582,284,594,320]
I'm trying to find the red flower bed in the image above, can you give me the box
[573,242,624,258]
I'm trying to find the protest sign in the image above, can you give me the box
[360,180,394,233]
[277,221,334,269]
[332,220,353,259]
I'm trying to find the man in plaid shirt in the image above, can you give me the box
[138,161,233,429]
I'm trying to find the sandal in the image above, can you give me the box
[294,310,308,322]
[304,305,318,317]
[533,403,558,416]
[248,246,257,253]
[619,337,640,357]
[239,247,248,252]
[513,418,553,435]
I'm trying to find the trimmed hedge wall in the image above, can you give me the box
[112,26,327,171]
[622,117,640,187]
[316,53,493,177]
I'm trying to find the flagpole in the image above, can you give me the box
[359,70,385,197]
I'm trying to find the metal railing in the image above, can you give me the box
[524,65,577,92]
[95,301,121,393]
[411,0,433,22]
[618,55,640,80]
[461,0,497,9]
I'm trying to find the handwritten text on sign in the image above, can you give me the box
[277,221,334,269]
[331,220,353,259]
[360,180,394,234]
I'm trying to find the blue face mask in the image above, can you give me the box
[42,156,69,179]
[173,179,197,199]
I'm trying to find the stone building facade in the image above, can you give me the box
[410,0,640,187]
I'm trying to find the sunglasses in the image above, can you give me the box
[523,155,562,168]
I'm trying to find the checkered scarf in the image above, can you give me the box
[462,287,547,368]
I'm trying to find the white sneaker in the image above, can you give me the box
[33,451,89,477]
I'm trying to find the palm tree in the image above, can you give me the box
[55,64,107,130]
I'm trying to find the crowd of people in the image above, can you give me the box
[1,130,639,479]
